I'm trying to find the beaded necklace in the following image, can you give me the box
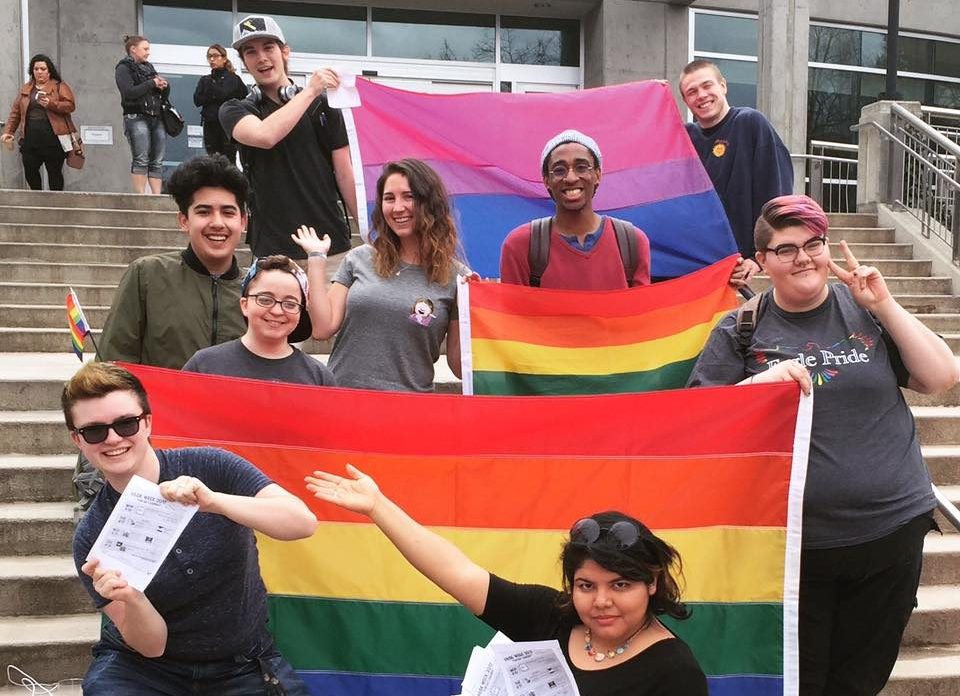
[583,624,646,662]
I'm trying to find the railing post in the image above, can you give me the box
[887,124,905,204]
[809,159,823,206]
[952,188,960,264]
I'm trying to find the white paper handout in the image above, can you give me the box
[86,474,198,592]
[328,67,361,109]
[491,641,580,696]
[461,632,513,696]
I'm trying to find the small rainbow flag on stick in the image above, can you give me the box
[459,255,739,396]
[66,288,94,361]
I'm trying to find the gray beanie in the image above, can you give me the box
[540,129,603,173]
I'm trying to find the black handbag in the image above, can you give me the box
[161,99,185,137]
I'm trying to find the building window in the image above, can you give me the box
[160,72,207,172]
[142,0,233,47]
[371,8,496,62]
[693,12,756,57]
[500,16,579,67]
[237,1,366,56]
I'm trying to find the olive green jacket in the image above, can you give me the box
[99,246,246,369]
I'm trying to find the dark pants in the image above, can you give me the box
[204,120,237,165]
[799,513,935,696]
[21,142,66,190]
[82,646,309,695]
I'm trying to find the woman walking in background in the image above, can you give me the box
[115,35,168,194]
[1,54,77,190]
[193,44,247,164]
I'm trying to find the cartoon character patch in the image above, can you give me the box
[409,298,436,327]
[712,141,728,158]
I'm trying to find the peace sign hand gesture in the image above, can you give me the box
[827,240,892,311]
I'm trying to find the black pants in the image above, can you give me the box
[799,513,935,695]
[21,142,66,190]
[203,120,237,165]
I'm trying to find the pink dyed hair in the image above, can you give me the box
[754,194,829,251]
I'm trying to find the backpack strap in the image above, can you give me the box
[610,217,640,287]
[528,217,553,287]
[735,290,768,357]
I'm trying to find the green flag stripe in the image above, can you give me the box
[268,596,782,677]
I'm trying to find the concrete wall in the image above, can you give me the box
[0,0,24,188]
[583,0,689,112]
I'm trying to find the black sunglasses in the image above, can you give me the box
[75,414,146,444]
[570,518,641,550]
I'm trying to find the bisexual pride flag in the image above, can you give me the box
[130,364,810,696]
[460,255,739,395]
[349,79,736,279]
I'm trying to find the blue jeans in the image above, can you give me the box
[123,114,165,178]
[82,646,310,695]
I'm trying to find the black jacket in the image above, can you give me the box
[115,56,168,116]
[194,68,248,125]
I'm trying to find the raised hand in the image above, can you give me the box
[305,464,379,515]
[729,256,760,288]
[308,68,340,96]
[291,224,332,256]
[827,239,891,311]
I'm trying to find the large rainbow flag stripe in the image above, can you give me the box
[130,365,810,696]
[461,255,739,395]
[350,79,737,279]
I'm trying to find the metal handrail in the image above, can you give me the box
[893,103,960,159]
[856,119,960,191]
[933,485,960,532]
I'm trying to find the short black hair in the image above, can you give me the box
[166,154,250,215]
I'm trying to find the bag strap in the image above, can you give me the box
[735,290,768,357]
[610,217,639,287]
[528,217,552,287]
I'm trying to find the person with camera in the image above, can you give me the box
[219,14,357,269]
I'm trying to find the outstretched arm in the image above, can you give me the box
[829,240,958,394]
[306,465,490,614]
[159,478,317,540]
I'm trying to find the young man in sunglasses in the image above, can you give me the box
[64,361,316,695]
[499,129,651,290]
[183,255,336,386]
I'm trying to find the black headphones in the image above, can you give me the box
[246,80,301,105]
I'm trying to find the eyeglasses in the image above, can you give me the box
[570,518,640,550]
[762,236,827,263]
[248,293,303,314]
[548,163,595,180]
[207,53,224,60]
[75,414,146,445]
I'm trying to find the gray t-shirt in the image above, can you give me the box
[328,244,461,392]
[687,284,935,549]
[183,338,336,386]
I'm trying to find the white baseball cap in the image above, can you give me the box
[233,15,286,51]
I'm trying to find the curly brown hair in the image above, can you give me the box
[370,159,460,285]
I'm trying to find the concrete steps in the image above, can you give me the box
[0,205,179,228]
[0,614,100,684]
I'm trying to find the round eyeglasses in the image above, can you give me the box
[548,163,595,180]
[248,293,303,314]
[75,414,145,445]
[570,518,641,550]
[762,236,827,263]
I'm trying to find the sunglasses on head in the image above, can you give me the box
[75,414,145,444]
[570,518,641,550]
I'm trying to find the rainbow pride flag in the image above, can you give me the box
[129,364,809,696]
[349,79,736,279]
[460,255,739,395]
[66,287,91,361]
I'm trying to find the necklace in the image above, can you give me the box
[583,624,645,662]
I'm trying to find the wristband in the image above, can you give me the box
[308,251,327,259]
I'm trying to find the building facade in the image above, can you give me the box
[1,0,958,192]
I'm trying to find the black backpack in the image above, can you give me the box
[528,216,640,287]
